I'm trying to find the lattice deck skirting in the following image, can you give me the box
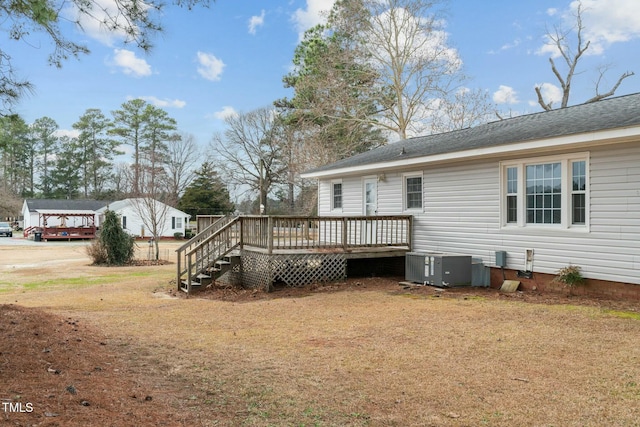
[240,250,346,291]
[215,256,242,287]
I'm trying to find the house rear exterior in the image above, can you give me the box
[302,93,640,299]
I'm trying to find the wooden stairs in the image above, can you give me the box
[180,252,240,292]
[176,215,241,294]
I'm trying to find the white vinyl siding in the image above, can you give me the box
[318,176,361,216]
[317,142,640,285]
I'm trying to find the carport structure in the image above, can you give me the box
[22,199,109,241]
[35,211,97,241]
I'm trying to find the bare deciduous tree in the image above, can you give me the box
[535,0,634,110]
[361,0,464,138]
[165,132,199,206]
[430,88,496,133]
[130,197,170,260]
[211,107,286,214]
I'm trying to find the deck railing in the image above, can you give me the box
[240,215,412,252]
[176,215,412,291]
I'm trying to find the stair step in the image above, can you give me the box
[180,280,202,291]
[216,260,231,266]
[196,273,211,279]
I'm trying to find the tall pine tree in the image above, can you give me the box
[178,162,234,218]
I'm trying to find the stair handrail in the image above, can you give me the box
[176,214,237,290]
[182,217,242,293]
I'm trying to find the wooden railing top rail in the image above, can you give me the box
[185,216,241,257]
[176,214,233,253]
[239,215,412,220]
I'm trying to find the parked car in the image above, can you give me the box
[0,222,12,237]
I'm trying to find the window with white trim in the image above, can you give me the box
[526,162,562,224]
[571,160,586,224]
[506,166,518,223]
[404,174,423,210]
[331,181,343,210]
[501,154,589,228]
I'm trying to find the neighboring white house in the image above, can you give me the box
[301,93,640,287]
[22,199,109,231]
[97,198,190,238]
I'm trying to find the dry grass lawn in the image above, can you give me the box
[1,240,639,426]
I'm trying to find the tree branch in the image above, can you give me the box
[584,71,635,103]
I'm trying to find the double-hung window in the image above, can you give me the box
[506,167,518,224]
[332,181,343,210]
[501,154,588,229]
[404,173,423,210]
[526,162,562,224]
[571,160,587,224]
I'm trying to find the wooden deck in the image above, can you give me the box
[26,212,97,241]
[176,215,412,293]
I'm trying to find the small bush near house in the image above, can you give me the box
[86,240,108,264]
[88,210,135,265]
[173,232,183,240]
[553,265,585,295]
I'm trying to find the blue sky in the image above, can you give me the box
[6,0,640,147]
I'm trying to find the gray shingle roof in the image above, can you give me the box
[304,92,640,175]
[25,199,110,212]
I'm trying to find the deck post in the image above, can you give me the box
[186,253,193,295]
[267,216,274,254]
[176,251,181,291]
[342,217,348,251]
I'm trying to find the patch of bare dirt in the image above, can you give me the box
[0,304,198,426]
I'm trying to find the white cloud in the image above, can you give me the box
[196,52,225,81]
[500,38,521,51]
[213,106,238,120]
[64,0,150,46]
[577,0,640,45]
[535,34,562,58]
[111,49,152,77]
[537,0,640,57]
[55,129,80,139]
[291,0,336,40]
[532,83,563,107]
[249,10,266,35]
[137,96,186,108]
[546,8,558,16]
[493,85,519,104]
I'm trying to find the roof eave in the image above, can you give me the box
[301,126,640,179]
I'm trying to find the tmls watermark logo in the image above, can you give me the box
[2,402,34,413]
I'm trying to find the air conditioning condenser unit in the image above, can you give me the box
[405,252,472,287]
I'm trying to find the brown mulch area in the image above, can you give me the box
[0,304,199,427]
[182,276,640,312]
